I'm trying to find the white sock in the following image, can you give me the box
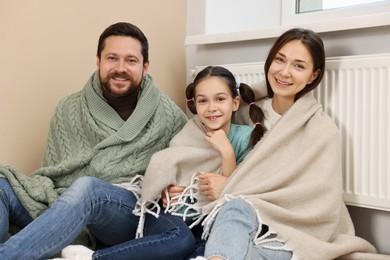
[61,245,94,260]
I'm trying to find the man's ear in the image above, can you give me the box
[96,56,100,70]
[143,60,150,77]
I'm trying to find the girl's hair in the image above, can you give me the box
[186,66,266,148]
[264,28,325,101]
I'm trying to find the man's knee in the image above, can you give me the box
[64,176,137,206]
[0,178,15,206]
[60,176,104,203]
[0,178,12,191]
[71,176,102,189]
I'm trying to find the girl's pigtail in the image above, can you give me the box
[186,83,197,114]
[238,83,266,148]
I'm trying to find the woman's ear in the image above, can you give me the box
[309,69,320,84]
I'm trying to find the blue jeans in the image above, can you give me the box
[0,178,33,242]
[186,222,206,259]
[94,210,195,260]
[205,198,292,260]
[0,177,195,260]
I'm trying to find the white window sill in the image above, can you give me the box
[185,12,390,46]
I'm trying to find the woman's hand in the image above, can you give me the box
[199,173,228,201]
[161,185,185,208]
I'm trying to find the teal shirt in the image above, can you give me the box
[228,123,253,164]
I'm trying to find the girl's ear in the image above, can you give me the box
[232,96,240,112]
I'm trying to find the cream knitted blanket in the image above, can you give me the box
[140,89,378,259]
[139,116,221,217]
[201,93,377,259]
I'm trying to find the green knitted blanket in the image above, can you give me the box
[0,71,187,220]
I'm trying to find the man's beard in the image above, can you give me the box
[100,71,142,97]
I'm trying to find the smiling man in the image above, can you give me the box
[98,36,148,98]
[0,22,191,260]
[96,24,150,120]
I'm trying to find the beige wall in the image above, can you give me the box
[0,1,187,174]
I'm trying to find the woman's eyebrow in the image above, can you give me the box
[277,52,308,65]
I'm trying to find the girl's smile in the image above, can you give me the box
[194,77,239,134]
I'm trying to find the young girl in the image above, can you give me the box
[171,66,266,220]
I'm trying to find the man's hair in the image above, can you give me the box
[97,22,149,64]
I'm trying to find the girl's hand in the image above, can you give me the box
[199,173,228,201]
[204,129,232,155]
[161,185,185,208]
[205,129,236,177]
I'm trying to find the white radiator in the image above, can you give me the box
[191,53,390,211]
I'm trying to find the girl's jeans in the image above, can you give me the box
[0,177,195,260]
[204,198,292,260]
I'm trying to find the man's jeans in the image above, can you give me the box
[0,177,195,260]
[205,198,292,260]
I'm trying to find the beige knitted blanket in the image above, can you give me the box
[139,116,221,221]
[200,92,377,259]
[139,88,380,259]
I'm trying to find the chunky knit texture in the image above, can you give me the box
[0,71,187,220]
